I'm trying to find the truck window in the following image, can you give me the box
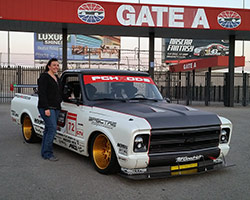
[83,75,163,101]
[62,76,82,103]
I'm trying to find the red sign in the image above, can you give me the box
[83,75,155,84]
[1,1,250,31]
[169,56,245,72]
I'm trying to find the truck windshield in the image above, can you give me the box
[83,75,163,101]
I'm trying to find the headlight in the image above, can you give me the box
[220,128,230,144]
[133,135,149,152]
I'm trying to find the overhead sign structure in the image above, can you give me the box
[34,33,120,61]
[1,1,249,32]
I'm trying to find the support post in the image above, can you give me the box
[205,67,211,106]
[149,32,155,80]
[62,28,68,72]
[192,70,195,101]
[242,73,249,106]
[227,35,235,107]
[88,48,91,68]
[8,31,10,67]
[17,66,22,93]
[178,72,181,103]
[167,71,171,98]
[186,71,191,105]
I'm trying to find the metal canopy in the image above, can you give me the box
[0,1,250,40]
[0,19,250,40]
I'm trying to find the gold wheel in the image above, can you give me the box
[92,134,112,170]
[23,116,32,141]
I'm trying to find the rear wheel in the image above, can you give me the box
[22,115,39,143]
[90,133,119,174]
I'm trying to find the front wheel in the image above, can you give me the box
[22,115,40,143]
[90,133,119,174]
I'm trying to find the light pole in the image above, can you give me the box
[8,31,10,66]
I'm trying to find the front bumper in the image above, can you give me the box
[119,157,234,180]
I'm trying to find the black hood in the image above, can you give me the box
[92,101,221,129]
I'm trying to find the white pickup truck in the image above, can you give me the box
[11,69,232,179]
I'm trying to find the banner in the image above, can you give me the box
[83,75,154,85]
[164,38,229,62]
[34,33,120,61]
[3,1,249,31]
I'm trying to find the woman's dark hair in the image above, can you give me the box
[45,58,59,72]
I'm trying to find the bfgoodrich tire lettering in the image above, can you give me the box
[90,133,119,174]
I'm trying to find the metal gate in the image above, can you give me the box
[0,66,44,103]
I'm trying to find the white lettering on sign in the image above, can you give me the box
[91,76,151,82]
[169,7,184,28]
[117,5,136,26]
[127,77,151,82]
[151,6,168,27]
[38,33,62,41]
[92,76,119,81]
[136,6,154,26]
[183,62,197,70]
[117,5,209,29]
[191,9,210,28]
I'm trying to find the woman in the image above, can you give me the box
[37,58,62,161]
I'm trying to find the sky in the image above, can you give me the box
[0,0,250,72]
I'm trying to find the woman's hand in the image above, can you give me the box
[45,109,51,117]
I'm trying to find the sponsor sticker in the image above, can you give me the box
[89,117,117,129]
[117,143,128,156]
[84,75,154,84]
[176,155,204,163]
[217,11,241,29]
[67,112,77,135]
[78,3,105,24]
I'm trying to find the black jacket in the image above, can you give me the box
[37,72,62,110]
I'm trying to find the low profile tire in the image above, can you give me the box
[22,115,40,143]
[90,133,119,174]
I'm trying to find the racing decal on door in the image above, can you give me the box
[57,110,67,127]
[83,75,155,84]
[66,112,77,136]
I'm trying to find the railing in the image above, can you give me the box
[1,65,249,106]
[160,85,249,105]
[0,66,44,103]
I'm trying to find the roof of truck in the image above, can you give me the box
[63,69,150,76]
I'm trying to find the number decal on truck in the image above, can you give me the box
[67,112,77,135]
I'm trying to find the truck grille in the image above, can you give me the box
[149,126,220,155]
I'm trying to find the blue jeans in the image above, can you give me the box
[38,108,60,159]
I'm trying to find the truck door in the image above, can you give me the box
[59,74,89,153]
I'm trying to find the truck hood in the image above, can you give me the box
[92,101,221,129]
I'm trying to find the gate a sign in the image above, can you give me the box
[116,5,210,29]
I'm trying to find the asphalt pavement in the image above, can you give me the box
[1,103,250,200]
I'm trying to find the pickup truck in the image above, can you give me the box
[10,69,232,179]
